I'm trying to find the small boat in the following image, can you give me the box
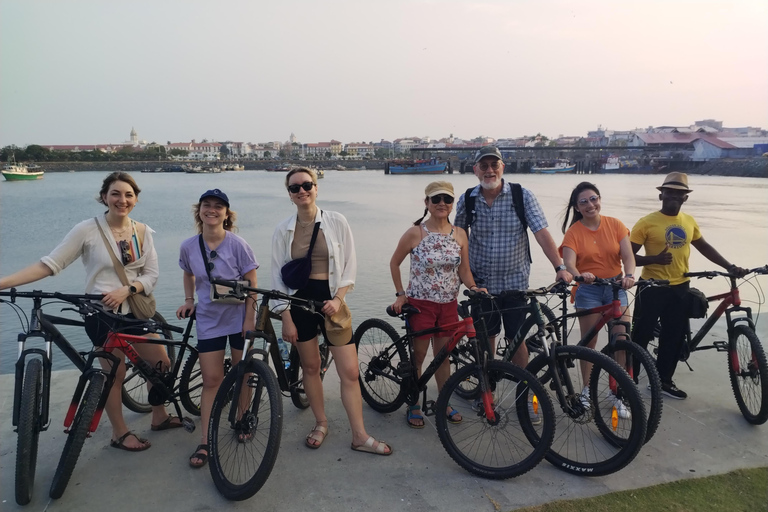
[384,158,450,175]
[2,157,44,181]
[530,160,575,174]
[600,155,652,174]
[316,169,325,179]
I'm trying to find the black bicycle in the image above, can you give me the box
[206,279,331,501]
[354,291,556,480]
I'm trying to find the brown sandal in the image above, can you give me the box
[110,431,151,452]
[305,424,328,449]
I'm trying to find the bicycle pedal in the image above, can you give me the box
[423,400,436,417]
[182,417,196,433]
[712,341,729,352]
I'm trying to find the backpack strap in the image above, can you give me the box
[463,187,476,232]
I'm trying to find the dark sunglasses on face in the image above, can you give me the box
[207,249,218,271]
[119,240,133,265]
[287,181,314,194]
[430,194,454,205]
[577,195,600,206]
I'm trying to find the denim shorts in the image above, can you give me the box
[574,284,628,309]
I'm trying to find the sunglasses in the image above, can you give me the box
[287,181,314,194]
[577,195,600,206]
[119,240,133,265]
[430,194,454,205]
[207,250,218,271]
[477,160,501,171]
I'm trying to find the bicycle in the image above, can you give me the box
[647,266,768,425]
[354,291,556,480]
[206,279,332,501]
[488,283,649,476]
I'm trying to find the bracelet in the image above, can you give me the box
[624,274,634,278]
[469,285,478,290]
[334,295,343,302]
[185,297,194,301]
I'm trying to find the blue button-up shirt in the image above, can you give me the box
[454,181,548,294]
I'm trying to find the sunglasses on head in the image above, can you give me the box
[430,194,454,205]
[119,240,133,265]
[577,195,600,206]
[205,249,219,271]
[287,181,314,194]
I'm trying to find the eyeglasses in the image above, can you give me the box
[287,181,314,194]
[577,195,600,206]
[119,240,133,265]
[476,160,501,171]
[206,250,218,271]
[429,194,454,205]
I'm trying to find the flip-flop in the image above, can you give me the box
[151,415,183,431]
[351,436,392,456]
[189,444,209,468]
[406,405,425,429]
[305,424,328,449]
[446,405,463,424]
[110,431,151,452]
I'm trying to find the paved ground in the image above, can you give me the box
[1,325,767,512]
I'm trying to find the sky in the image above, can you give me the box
[1,0,766,147]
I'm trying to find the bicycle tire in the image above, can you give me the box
[450,336,480,400]
[50,372,106,499]
[178,350,233,416]
[526,345,647,476]
[523,302,561,355]
[355,318,409,413]
[15,358,44,506]
[121,320,177,413]
[208,359,282,501]
[728,325,768,425]
[435,360,555,479]
[602,337,663,443]
[289,339,330,409]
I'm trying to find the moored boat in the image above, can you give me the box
[2,158,44,181]
[600,155,653,174]
[530,159,575,174]
[384,158,450,175]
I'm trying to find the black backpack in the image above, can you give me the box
[462,183,532,264]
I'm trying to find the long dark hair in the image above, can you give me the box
[562,182,600,233]
[413,203,428,226]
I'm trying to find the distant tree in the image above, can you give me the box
[220,145,230,158]
[548,140,558,147]
[264,150,271,159]
[1,145,25,162]
[169,149,189,157]
[24,144,51,161]
[324,151,332,158]
[339,151,348,157]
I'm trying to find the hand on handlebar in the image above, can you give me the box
[576,272,595,284]
[556,269,573,284]
[176,302,195,320]
[621,275,636,290]
[729,265,749,278]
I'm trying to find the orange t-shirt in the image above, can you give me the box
[558,216,629,278]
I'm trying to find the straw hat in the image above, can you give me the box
[656,172,693,192]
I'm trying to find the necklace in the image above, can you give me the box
[110,223,131,239]
[296,208,317,230]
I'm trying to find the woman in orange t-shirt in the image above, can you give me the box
[559,182,636,415]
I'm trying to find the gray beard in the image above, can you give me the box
[480,178,501,190]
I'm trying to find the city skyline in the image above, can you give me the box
[1,0,766,148]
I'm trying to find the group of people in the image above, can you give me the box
[0,149,747,466]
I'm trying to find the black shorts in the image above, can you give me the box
[84,311,148,347]
[291,279,353,346]
[472,294,527,339]
[198,332,245,353]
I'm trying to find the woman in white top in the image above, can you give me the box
[0,172,179,452]
[272,167,392,455]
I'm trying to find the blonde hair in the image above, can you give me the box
[285,167,318,188]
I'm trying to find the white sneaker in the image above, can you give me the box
[528,399,542,425]
[579,386,591,410]
[612,395,632,419]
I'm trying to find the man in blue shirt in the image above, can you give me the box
[455,146,572,371]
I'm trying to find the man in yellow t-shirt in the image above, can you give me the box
[630,172,745,400]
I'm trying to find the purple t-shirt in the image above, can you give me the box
[179,232,259,340]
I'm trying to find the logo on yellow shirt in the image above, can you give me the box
[665,224,687,249]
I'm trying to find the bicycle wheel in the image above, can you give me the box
[450,336,480,400]
[121,320,177,413]
[602,337,663,443]
[178,350,232,416]
[289,339,330,409]
[526,345,646,476]
[523,302,561,355]
[208,359,282,501]
[355,318,408,413]
[728,325,768,425]
[15,358,44,506]
[435,360,555,479]
[50,372,106,499]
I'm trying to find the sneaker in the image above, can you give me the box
[528,400,542,426]
[612,395,631,419]
[579,386,591,410]
[661,381,687,400]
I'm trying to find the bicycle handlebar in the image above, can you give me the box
[574,276,670,287]
[0,288,104,304]
[210,278,326,312]
[77,301,184,334]
[685,265,768,279]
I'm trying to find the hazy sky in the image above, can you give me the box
[1,0,766,147]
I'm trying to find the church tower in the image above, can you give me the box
[130,127,138,146]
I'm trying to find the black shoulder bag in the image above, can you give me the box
[281,219,321,290]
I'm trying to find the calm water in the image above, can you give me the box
[2,170,767,373]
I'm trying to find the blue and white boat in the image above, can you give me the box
[385,158,450,175]
[530,159,575,174]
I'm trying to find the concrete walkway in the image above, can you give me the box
[1,335,766,512]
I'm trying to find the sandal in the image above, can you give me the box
[406,405,425,429]
[446,405,463,424]
[189,444,209,468]
[305,424,328,449]
[351,436,392,456]
[110,431,151,452]
[151,415,183,431]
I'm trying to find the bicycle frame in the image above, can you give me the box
[686,279,754,355]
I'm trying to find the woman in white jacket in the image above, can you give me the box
[272,167,392,456]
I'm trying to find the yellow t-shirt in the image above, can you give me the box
[630,211,701,285]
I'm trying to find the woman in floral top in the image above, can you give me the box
[390,181,480,428]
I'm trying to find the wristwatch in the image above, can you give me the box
[129,285,138,295]
[555,264,567,272]
[395,291,406,297]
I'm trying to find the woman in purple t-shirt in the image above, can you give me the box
[176,189,258,468]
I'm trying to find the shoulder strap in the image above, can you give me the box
[198,234,214,282]
[463,188,476,232]
[95,217,131,287]
[510,183,533,264]
[306,221,321,256]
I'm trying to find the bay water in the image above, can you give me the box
[2,170,767,373]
